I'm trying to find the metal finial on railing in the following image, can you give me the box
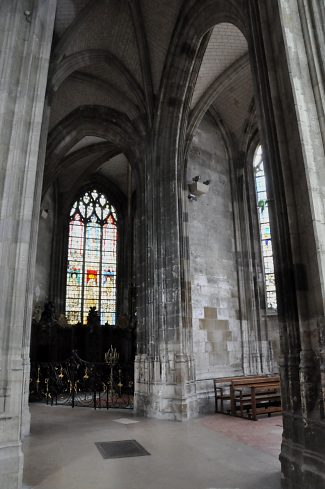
[104,345,119,366]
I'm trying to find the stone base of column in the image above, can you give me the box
[21,359,31,438]
[0,442,23,489]
[134,354,198,420]
[242,337,276,376]
[22,405,31,439]
[280,414,325,489]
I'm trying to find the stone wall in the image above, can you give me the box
[187,115,242,411]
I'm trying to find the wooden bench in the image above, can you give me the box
[213,375,280,416]
[231,377,281,420]
[214,375,270,413]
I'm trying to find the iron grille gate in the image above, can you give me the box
[29,351,134,409]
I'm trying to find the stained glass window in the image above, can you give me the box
[66,188,118,325]
[253,145,277,310]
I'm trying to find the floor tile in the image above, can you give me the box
[23,404,281,489]
[113,417,140,424]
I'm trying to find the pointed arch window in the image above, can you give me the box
[65,188,118,325]
[253,145,277,311]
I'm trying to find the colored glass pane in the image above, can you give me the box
[262,240,273,257]
[260,223,271,241]
[254,145,277,311]
[66,188,118,325]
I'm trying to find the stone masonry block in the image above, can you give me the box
[207,330,223,343]
[209,351,228,365]
[204,306,218,318]
[223,330,232,341]
[216,319,229,330]
[199,318,217,330]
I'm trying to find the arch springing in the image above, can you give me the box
[65,188,118,325]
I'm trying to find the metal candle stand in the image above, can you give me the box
[105,345,119,405]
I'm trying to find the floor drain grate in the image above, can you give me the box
[95,439,150,459]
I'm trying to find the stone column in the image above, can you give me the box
[248,0,325,487]
[0,1,56,488]
[134,130,198,420]
[235,146,275,376]
[276,2,325,487]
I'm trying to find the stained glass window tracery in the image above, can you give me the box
[66,188,117,325]
[253,145,277,311]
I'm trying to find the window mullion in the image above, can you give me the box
[81,210,87,324]
[99,219,103,324]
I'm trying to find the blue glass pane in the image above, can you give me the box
[262,240,273,257]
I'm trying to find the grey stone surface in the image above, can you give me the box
[0,1,57,488]
[33,187,55,307]
[187,115,243,381]
[1,1,325,488]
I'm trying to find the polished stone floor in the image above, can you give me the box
[23,404,282,489]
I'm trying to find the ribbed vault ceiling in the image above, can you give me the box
[46,0,254,198]
[191,23,248,108]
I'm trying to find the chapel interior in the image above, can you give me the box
[0,1,325,488]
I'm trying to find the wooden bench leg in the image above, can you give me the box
[230,385,236,416]
[252,387,257,421]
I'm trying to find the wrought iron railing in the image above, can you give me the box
[29,351,134,409]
